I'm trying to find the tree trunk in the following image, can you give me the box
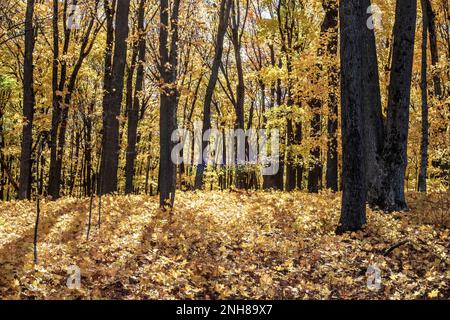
[231,1,247,189]
[125,0,146,194]
[324,1,339,192]
[418,0,429,193]
[308,98,321,193]
[195,0,232,189]
[98,0,115,196]
[337,0,366,233]
[362,0,385,199]
[101,0,131,195]
[18,0,36,200]
[48,0,61,199]
[159,0,180,207]
[425,0,442,98]
[263,46,284,190]
[369,0,417,212]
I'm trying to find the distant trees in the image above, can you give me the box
[0,0,448,234]
[48,0,102,199]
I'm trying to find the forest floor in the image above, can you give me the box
[0,191,449,300]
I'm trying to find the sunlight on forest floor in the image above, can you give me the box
[0,191,449,300]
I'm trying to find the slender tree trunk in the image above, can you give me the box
[337,0,366,233]
[195,0,232,189]
[48,0,61,199]
[263,46,284,190]
[125,0,147,194]
[324,1,339,192]
[418,0,429,192]
[18,0,36,200]
[308,98,321,193]
[85,101,94,196]
[425,0,442,98]
[101,0,131,195]
[230,0,248,189]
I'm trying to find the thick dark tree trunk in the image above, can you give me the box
[98,0,115,195]
[159,0,180,207]
[418,0,429,192]
[362,0,385,199]
[101,0,131,195]
[337,0,366,233]
[18,0,36,200]
[369,0,417,212]
[195,0,232,189]
[125,0,146,194]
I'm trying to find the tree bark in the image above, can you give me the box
[98,0,115,195]
[337,0,367,233]
[18,0,36,200]
[418,0,429,192]
[362,0,385,198]
[101,0,131,195]
[159,0,180,207]
[369,0,417,212]
[324,0,339,192]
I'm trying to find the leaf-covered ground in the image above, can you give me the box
[0,191,449,300]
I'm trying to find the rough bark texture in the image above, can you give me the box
[18,0,36,200]
[418,0,429,193]
[337,0,367,233]
[159,0,180,207]
[101,0,131,195]
[369,0,417,212]
[361,0,385,196]
[98,0,115,195]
